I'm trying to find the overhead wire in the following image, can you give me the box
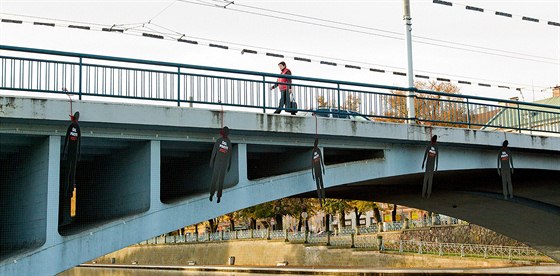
[433,0,560,28]
[228,0,557,62]
[184,0,558,64]
[0,12,553,90]
[149,0,178,22]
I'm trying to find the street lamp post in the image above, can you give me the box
[403,0,416,123]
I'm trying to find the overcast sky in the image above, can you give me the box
[0,0,558,101]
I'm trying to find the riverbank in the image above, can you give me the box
[62,263,560,275]
[89,239,541,268]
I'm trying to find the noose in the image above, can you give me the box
[315,111,318,139]
[64,89,74,120]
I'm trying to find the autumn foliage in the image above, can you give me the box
[378,81,469,127]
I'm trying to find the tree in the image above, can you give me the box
[223,212,238,231]
[348,200,375,227]
[372,202,382,224]
[207,217,220,233]
[322,199,352,231]
[316,95,361,112]
[380,81,468,127]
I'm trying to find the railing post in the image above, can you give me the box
[235,230,238,240]
[250,229,254,239]
[399,240,403,252]
[466,98,471,128]
[220,231,224,241]
[350,232,355,248]
[207,232,210,242]
[439,243,443,256]
[484,246,488,259]
[516,103,522,133]
[262,76,266,113]
[460,244,464,257]
[327,231,331,246]
[337,83,341,114]
[304,230,309,244]
[534,250,538,264]
[177,67,181,106]
[418,241,422,254]
[266,228,271,240]
[78,57,83,100]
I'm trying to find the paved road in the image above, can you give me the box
[67,264,560,275]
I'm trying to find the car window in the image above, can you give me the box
[334,110,351,119]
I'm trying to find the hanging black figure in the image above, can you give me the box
[421,135,438,198]
[209,126,232,203]
[60,111,81,226]
[311,138,326,207]
[497,140,514,199]
[62,111,81,198]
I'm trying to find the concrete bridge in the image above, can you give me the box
[0,95,559,274]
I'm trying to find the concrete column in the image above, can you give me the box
[45,136,62,246]
[0,136,51,257]
[237,144,248,181]
[149,140,163,211]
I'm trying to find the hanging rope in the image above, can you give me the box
[314,112,318,139]
[64,88,73,119]
[220,101,224,129]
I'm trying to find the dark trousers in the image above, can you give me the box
[210,165,227,201]
[275,90,291,113]
[500,170,513,199]
[422,171,434,198]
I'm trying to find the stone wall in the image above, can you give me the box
[93,239,522,268]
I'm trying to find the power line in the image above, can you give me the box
[176,0,558,65]
[228,0,557,62]
[0,15,552,91]
[149,0,178,22]
[433,0,560,28]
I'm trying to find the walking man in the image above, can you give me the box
[270,61,295,115]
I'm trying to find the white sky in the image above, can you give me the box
[0,0,559,101]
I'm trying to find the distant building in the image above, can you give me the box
[482,86,560,136]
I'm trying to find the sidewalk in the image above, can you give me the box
[81,263,560,275]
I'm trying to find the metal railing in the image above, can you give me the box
[141,231,551,262]
[380,240,550,262]
[1,45,559,134]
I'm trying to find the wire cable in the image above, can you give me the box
[191,0,558,63]
[0,14,552,90]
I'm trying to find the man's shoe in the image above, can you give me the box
[291,112,296,115]
[209,195,213,202]
[273,111,281,114]
[217,197,221,203]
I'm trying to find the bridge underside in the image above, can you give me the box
[300,169,560,262]
[1,96,560,274]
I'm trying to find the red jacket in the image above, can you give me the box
[276,68,292,91]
